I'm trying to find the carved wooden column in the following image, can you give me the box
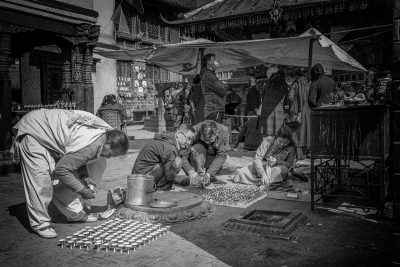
[392,0,400,229]
[82,24,99,113]
[392,2,400,265]
[0,32,11,119]
[0,31,12,150]
[83,46,94,113]
[61,48,72,93]
[71,45,84,110]
[61,24,99,112]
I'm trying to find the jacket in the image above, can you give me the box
[245,85,262,115]
[236,117,263,150]
[308,64,335,108]
[200,68,227,117]
[132,132,191,181]
[253,136,296,180]
[181,120,230,178]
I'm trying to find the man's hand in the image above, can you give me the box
[202,173,211,187]
[84,177,98,189]
[188,170,198,180]
[261,174,269,185]
[78,187,96,200]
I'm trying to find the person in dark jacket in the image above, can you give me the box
[259,69,287,136]
[132,123,195,191]
[308,64,335,108]
[234,117,264,151]
[181,120,237,187]
[188,75,204,124]
[200,53,227,123]
[97,94,127,119]
[245,77,262,116]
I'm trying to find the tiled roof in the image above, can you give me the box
[162,0,369,25]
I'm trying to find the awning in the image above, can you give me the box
[94,46,155,61]
[94,28,366,74]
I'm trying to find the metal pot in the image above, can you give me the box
[125,174,155,207]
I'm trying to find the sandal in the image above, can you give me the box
[35,226,57,239]
[67,214,98,223]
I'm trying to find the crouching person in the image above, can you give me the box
[233,126,296,186]
[181,120,236,187]
[12,109,129,238]
[132,123,195,191]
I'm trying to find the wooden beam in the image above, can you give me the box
[0,8,74,36]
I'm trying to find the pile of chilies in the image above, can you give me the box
[203,184,267,206]
[58,218,170,253]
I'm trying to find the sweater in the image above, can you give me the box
[132,132,192,181]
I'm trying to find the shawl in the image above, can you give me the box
[11,109,113,162]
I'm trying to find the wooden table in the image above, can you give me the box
[310,104,390,210]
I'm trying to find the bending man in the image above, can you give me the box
[12,109,129,238]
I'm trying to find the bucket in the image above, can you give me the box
[125,174,155,207]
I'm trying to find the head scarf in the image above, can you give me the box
[101,94,117,106]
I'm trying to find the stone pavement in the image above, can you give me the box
[127,124,154,140]
[0,124,393,266]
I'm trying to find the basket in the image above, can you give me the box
[98,109,124,130]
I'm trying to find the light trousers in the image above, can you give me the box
[19,135,105,230]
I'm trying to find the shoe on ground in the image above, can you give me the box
[35,226,57,239]
[67,214,98,223]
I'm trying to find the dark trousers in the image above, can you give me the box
[205,111,224,123]
[146,159,190,191]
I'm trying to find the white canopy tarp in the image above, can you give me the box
[94,28,366,74]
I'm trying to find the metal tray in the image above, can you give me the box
[149,199,177,208]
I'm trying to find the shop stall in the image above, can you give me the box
[116,62,156,123]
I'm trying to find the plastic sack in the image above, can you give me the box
[264,164,272,185]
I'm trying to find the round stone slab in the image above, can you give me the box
[116,191,213,224]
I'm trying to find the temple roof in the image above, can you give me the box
[161,0,370,26]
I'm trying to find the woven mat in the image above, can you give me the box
[203,184,268,208]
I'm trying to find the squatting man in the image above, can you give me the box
[132,120,237,190]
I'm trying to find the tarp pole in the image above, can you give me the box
[309,35,317,212]
[308,37,317,80]
[197,48,205,74]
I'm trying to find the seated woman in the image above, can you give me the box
[232,126,296,186]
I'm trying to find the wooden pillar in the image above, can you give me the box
[61,48,72,92]
[71,45,84,110]
[0,31,12,150]
[392,0,400,228]
[83,46,94,113]
[61,24,99,112]
[157,92,166,133]
[392,2,400,265]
